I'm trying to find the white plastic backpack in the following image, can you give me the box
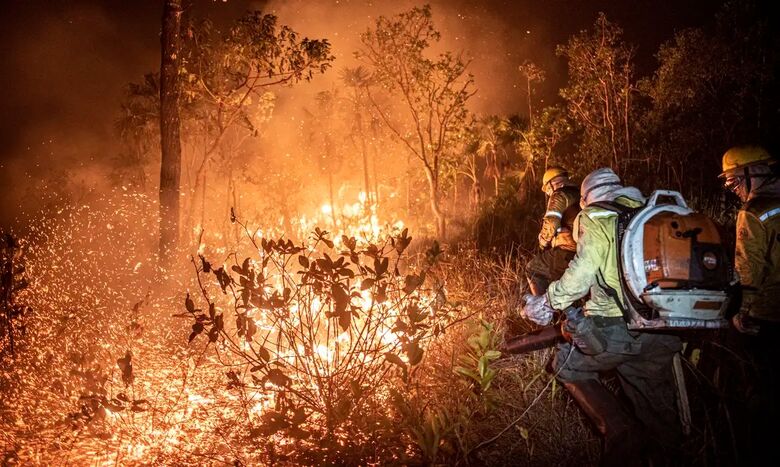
[598,190,732,330]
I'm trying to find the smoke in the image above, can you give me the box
[0,0,719,230]
[258,0,548,115]
[0,1,160,229]
[231,0,560,230]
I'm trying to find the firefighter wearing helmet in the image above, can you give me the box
[720,145,780,465]
[522,168,682,465]
[524,166,580,295]
[720,145,780,328]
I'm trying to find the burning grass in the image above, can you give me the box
[0,189,602,465]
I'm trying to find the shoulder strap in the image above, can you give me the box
[588,200,653,324]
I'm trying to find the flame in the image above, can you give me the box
[6,186,428,463]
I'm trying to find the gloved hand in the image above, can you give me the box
[538,233,551,250]
[521,293,554,326]
[732,311,760,336]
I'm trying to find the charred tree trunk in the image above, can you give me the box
[158,0,183,263]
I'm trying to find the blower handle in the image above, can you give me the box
[647,190,688,209]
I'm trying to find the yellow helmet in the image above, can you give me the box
[541,166,568,189]
[720,146,775,177]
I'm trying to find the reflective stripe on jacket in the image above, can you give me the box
[547,195,643,317]
[736,196,780,322]
[539,185,580,251]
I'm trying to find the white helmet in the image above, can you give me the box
[580,168,622,207]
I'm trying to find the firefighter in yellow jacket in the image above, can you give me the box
[525,167,580,295]
[522,168,681,466]
[720,145,780,465]
[720,146,780,328]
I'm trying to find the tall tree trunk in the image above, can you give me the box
[423,164,446,240]
[356,111,372,211]
[158,0,183,263]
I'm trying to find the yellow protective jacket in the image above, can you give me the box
[539,185,580,252]
[546,195,644,318]
[735,195,780,322]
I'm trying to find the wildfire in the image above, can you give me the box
[2,186,449,465]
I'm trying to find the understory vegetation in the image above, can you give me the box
[0,194,764,465]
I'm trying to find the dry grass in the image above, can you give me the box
[430,244,599,466]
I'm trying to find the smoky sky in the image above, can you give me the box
[0,0,721,228]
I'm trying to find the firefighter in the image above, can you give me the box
[720,145,780,465]
[522,168,682,466]
[525,166,580,295]
[720,145,780,329]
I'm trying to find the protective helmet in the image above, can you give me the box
[719,146,775,178]
[581,168,622,205]
[541,166,568,189]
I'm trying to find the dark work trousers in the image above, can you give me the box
[525,247,575,295]
[554,320,683,455]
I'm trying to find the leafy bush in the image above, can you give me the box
[183,214,464,461]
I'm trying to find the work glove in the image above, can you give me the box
[538,233,551,251]
[520,293,554,326]
[732,311,760,336]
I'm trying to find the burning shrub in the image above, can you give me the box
[0,192,504,465]
[182,214,462,461]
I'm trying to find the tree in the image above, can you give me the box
[518,60,545,127]
[158,0,184,262]
[303,90,346,227]
[340,66,375,211]
[180,12,333,235]
[515,107,573,198]
[358,5,475,239]
[557,13,638,173]
[476,115,518,196]
[122,11,334,246]
[458,122,483,213]
[637,0,779,210]
[115,74,160,190]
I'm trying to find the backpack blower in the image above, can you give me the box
[608,190,731,330]
[505,190,733,355]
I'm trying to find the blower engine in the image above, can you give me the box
[616,190,732,330]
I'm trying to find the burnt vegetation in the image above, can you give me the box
[1,1,779,465]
